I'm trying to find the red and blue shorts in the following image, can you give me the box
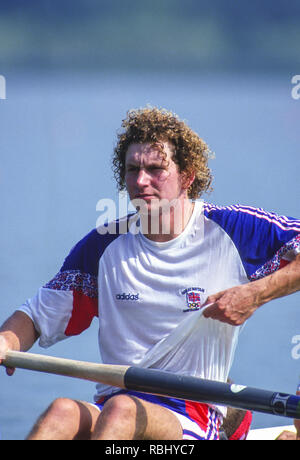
[95,389,222,440]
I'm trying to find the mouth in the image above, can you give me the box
[134,194,156,201]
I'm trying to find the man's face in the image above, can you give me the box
[125,141,187,213]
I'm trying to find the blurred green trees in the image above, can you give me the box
[1,0,299,72]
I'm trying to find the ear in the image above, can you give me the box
[181,170,195,190]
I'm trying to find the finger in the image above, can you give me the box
[202,303,220,318]
[5,367,15,376]
[203,296,219,307]
[202,303,241,326]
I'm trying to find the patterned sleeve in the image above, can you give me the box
[17,217,126,348]
[17,229,102,347]
[204,204,300,281]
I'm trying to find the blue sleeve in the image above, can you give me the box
[204,204,300,280]
[61,222,125,277]
[43,226,122,297]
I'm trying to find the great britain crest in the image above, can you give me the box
[181,287,205,312]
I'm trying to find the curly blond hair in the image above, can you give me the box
[112,106,213,199]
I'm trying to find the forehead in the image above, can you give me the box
[125,142,174,164]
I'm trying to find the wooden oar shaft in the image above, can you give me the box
[3,350,128,388]
[3,350,300,419]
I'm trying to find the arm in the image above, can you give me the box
[0,311,39,375]
[0,230,100,372]
[203,253,300,326]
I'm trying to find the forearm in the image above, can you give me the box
[254,253,300,307]
[0,310,39,352]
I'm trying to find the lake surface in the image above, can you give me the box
[0,71,300,439]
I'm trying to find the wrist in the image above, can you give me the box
[250,275,283,307]
[0,332,19,355]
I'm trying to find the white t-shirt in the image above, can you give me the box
[18,201,300,406]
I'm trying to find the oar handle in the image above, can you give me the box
[3,350,129,388]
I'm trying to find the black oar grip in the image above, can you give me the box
[124,366,300,418]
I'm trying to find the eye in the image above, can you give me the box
[126,165,139,173]
[149,165,163,171]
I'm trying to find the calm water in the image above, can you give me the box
[0,71,300,439]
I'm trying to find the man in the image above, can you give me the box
[1,107,300,440]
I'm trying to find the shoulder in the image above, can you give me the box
[203,202,300,235]
[203,202,300,279]
[62,214,135,275]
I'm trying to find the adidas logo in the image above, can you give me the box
[116,293,139,301]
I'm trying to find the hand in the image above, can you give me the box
[0,335,15,376]
[275,430,296,440]
[202,284,261,326]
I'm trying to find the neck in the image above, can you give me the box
[140,199,195,242]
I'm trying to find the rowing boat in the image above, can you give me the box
[247,424,296,440]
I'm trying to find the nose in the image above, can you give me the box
[136,168,150,187]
